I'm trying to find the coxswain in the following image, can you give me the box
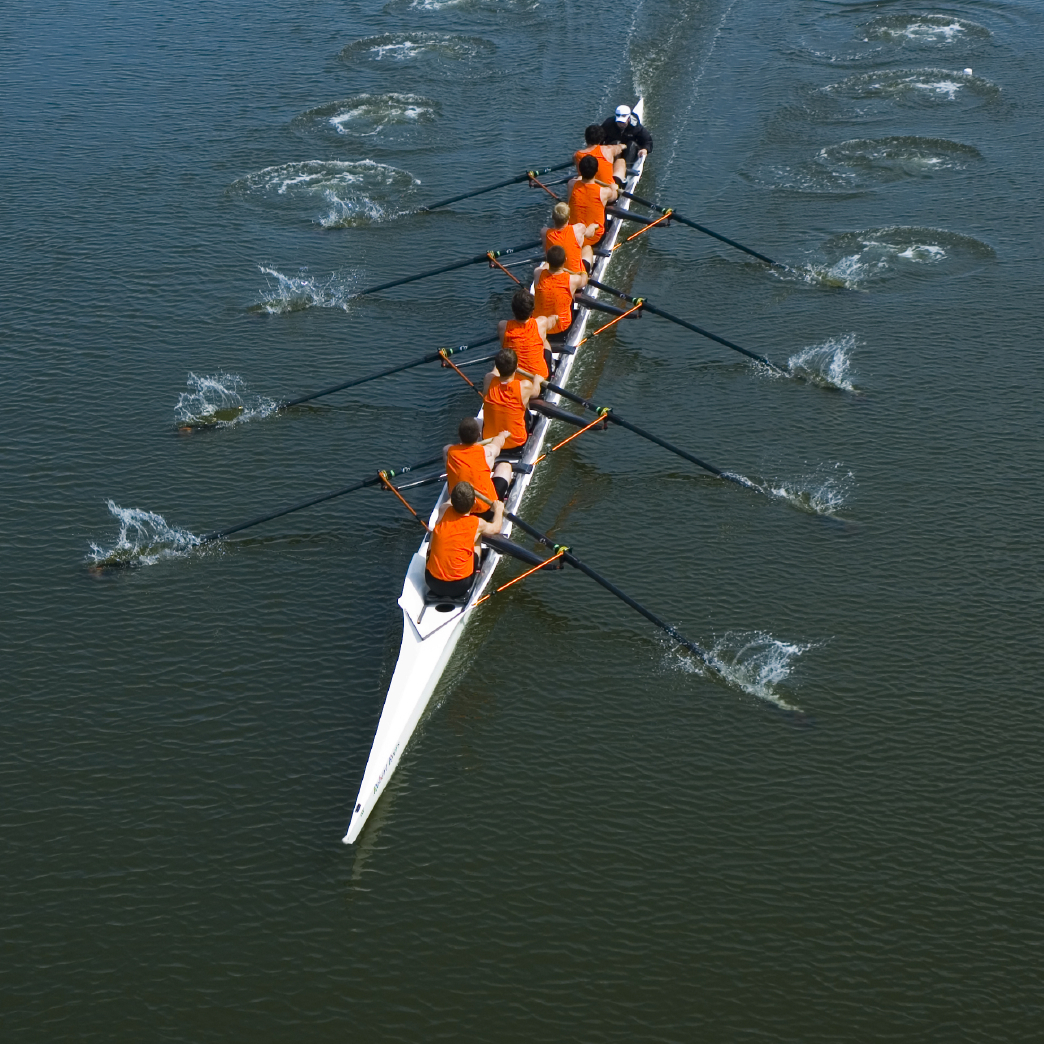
[444,417,509,522]
[600,104,653,168]
[533,244,587,350]
[482,347,542,499]
[574,124,627,188]
[568,154,615,246]
[542,201,593,274]
[425,481,503,599]
[498,287,554,381]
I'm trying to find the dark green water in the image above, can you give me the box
[4,0,1042,1038]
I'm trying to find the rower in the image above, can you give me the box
[425,481,503,600]
[498,287,554,382]
[568,155,615,247]
[444,417,509,522]
[482,347,542,499]
[542,201,593,275]
[575,123,627,189]
[533,244,587,351]
[600,104,653,169]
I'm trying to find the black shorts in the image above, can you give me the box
[495,444,526,465]
[425,557,478,599]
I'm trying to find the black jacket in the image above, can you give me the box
[600,115,653,154]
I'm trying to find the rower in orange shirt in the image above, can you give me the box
[425,481,503,599]
[482,347,542,499]
[574,124,626,189]
[444,417,509,521]
[533,244,587,350]
[498,287,554,381]
[569,155,616,246]
[542,201,593,274]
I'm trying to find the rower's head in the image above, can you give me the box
[615,104,631,126]
[450,481,476,514]
[494,347,518,378]
[578,155,598,181]
[584,124,605,146]
[551,201,571,228]
[510,288,535,321]
[546,245,567,271]
[458,416,481,445]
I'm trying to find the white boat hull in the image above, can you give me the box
[345,101,648,843]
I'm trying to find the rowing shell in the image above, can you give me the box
[344,100,648,844]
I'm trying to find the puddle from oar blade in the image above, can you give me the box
[339,32,496,67]
[784,226,994,290]
[859,14,990,46]
[669,631,818,711]
[228,159,419,227]
[250,266,359,314]
[291,94,438,148]
[174,373,277,429]
[88,501,202,568]
[819,67,1000,111]
[787,333,857,391]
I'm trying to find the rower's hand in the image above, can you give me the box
[499,430,510,441]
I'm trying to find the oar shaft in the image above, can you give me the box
[620,191,780,267]
[281,335,499,408]
[420,161,575,212]
[354,240,540,297]
[504,512,713,668]
[202,453,444,542]
[541,379,732,482]
[587,279,782,373]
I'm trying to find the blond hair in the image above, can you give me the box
[552,201,570,228]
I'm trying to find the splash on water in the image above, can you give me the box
[229,160,418,227]
[817,136,981,183]
[723,462,853,518]
[765,463,854,518]
[174,373,276,429]
[88,501,201,568]
[670,631,817,711]
[787,333,857,391]
[251,266,357,314]
[861,14,990,45]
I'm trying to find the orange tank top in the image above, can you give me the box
[445,442,497,510]
[483,377,527,449]
[569,180,605,240]
[574,144,614,187]
[544,225,583,273]
[533,269,574,334]
[502,317,548,379]
[427,506,480,582]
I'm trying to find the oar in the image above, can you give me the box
[354,239,541,297]
[419,161,575,212]
[618,190,782,268]
[504,511,718,672]
[200,453,444,542]
[539,377,755,492]
[587,279,787,376]
[280,335,499,408]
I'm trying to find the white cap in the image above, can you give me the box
[615,104,631,121]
